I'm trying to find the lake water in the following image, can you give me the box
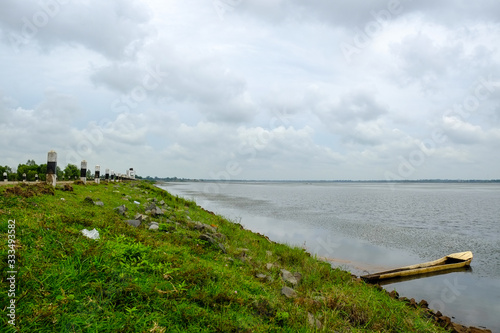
[159,181,500,332]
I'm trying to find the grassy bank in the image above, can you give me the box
[0,181,449,332]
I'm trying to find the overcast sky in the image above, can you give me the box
[1,0,499,180]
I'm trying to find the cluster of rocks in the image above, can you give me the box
[380,287,492,333]
[112,199,170,230]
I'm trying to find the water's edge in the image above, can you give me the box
[159,182,500,332]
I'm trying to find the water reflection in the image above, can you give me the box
[160,182,500,332]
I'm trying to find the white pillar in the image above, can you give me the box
[80,160,87,184]
[95,165,100,184]
[46,150,57,187]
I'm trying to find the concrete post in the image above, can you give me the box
[3,172,7,182]
[35,174,39,182]
[22,173,27,182]
[95,165,100,184]
[111,170,115,182]
[80,160,87,184]
[46,150,57,187]
[105,168,109,180]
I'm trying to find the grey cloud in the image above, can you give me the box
[312,90,388,128]
[0,0,152,58]
[240,0,500,28]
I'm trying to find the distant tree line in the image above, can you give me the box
[0,160,141,181]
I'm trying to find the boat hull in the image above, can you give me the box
[361,251,473,283]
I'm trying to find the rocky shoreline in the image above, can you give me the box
[358,281,492,333]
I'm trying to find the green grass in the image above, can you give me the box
[0,181,450,332]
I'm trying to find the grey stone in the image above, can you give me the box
[266,263,274,270]
[94,201,104,206]
[307,313,322,329]
[124,219,141,228]
[193,222,216,233]
[199,234,226,253]
[145,202,157,211]
[281,269,298,286]
[153,207,165,216]
[266,251,273,257]
[114,205,127,216]
[281,287,297,298]
[134,213,148,222]
[159,200,165,206]
[83,196,94,205]
[255,273,267,280]
[149,223,159,230]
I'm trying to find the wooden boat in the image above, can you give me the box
[361,251,473,283]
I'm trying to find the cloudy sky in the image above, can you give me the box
[1,0,499,180]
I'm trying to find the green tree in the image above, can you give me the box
[64,164,79,180]
[0,165,12,179]
[18,160,39,181]
[56,166,63,180]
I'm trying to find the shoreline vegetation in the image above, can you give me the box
[0,181,492,332]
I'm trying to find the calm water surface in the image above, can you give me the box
[160,182,500,332]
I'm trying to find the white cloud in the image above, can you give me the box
[0,0,499,180]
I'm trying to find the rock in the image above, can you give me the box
[388,290,399,299]
[418,299,428,308]
[193,222,216,233]
[134,213,148,222]
[199,234,226,253]
[281,269,298,286]
[149,222,159,230]
[408,298,418,308]
[114,205,127,216]
[124,220,141,228]
[437,315,452,328]
[145,202,157,211]
[468,328,493,333]
[83,196,94,205]
[94,201,104,206]
[450,323,468,333]
[159,200,165,206]
[266,251,273,257]
[281,286,297,298]
[307,312,322,330]
[266,263,274,270]
[152,207,165,216]
[255,273,267,280]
